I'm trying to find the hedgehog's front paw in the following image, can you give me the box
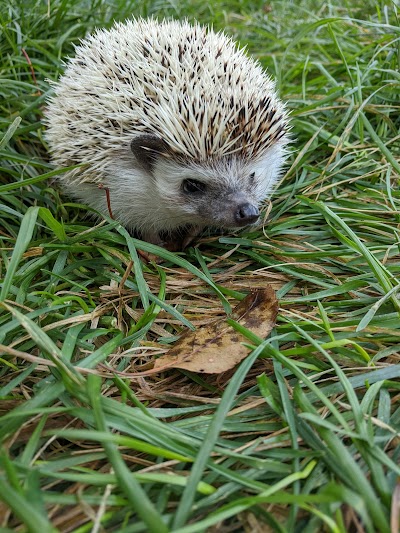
[139,230,164,247]
[139,226,203,252]
[161,225,203,251]
[181,225,203,250]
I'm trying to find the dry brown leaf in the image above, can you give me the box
[153,286,278,374]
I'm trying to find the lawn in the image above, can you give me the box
[0,0,399,531]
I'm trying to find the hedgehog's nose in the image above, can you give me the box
[234,203,259,226]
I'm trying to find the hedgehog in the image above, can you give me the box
[45,18,289,248]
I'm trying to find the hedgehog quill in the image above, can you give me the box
[45,18,290,248]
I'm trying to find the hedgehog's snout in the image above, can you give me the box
[234,203,259,226]
[198,189,260,228]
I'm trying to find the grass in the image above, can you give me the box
[0,0,399,531]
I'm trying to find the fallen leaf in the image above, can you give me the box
[153,286,278,374]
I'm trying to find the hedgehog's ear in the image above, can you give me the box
[130,134,169,172]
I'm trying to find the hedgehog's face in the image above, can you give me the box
[151,154,282,231]
[131,134,284,233]
[172,170,260,229]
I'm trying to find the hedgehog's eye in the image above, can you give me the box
[182,179,207,194]
[249,172,256,181]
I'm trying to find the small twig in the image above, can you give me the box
[98,183,114,219]
[21,48,41,94]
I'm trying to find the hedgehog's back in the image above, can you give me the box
[45,18,288,184]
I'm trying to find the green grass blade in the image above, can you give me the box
[0,206,39,302]
[87,375,169,532]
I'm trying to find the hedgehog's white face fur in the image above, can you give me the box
[45,18,289,246]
